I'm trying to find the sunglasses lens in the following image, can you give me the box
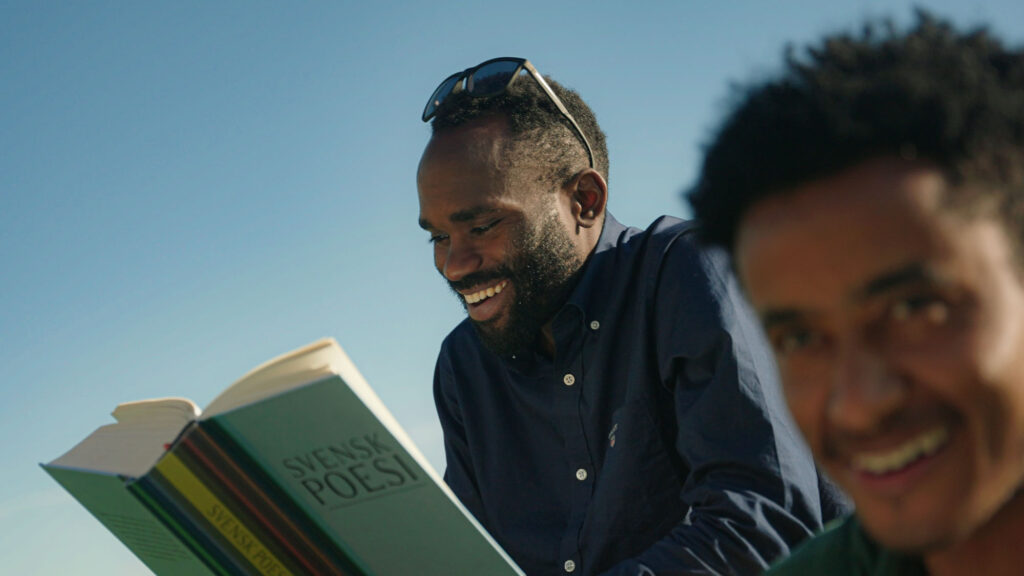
[467,60,522,96]
[423,73,462,121]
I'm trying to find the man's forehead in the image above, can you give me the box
[422,117,509,163]
[418,121,504,183]
[735,160,952,303]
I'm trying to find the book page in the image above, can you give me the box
[201,338,344,418]
[112,397,200,424]
[48,398,199,478]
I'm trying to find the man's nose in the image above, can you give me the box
[440,238,483,283]
[827,340,907,433]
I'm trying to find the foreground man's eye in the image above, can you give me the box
[889,295,949,325]
[770,327,822,356]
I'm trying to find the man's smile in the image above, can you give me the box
[850,425,951,476]
[462,279,509,304]
[462,279,514,324]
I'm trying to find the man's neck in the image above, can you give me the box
[924,490,1024,576]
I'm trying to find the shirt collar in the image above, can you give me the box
[502,213,631,369]
[555,212,629,332]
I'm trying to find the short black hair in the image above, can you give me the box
[429,69,609,188]
[688,10,1024,253]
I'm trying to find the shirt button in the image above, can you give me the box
[576,468,588,481]
[564,559,576,573]
[590,320,600,330]
[563,373,576,386]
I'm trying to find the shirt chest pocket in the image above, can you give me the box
[594,397,687,536]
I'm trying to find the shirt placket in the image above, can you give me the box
[556,313,593,574]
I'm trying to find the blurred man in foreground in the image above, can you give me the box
[689,11,1024,576]
[416,57,843,575]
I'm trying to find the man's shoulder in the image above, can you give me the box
[767,515,926,576]
[629,215,724,267]
[604,214,705,274]
[623,215,734,298]
[626,214,699,246]
[652,214,698,234]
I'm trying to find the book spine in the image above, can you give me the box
[128,477,240,576]
[180,425,350,576]
[152,451,301,576]
[171,439,319,576]
[199,418,371,576]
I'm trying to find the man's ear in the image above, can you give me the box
[569,169,608,229]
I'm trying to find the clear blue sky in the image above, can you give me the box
[3,1,1023,573]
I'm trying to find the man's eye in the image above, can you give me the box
[769,328,820,355]
[428,233,449,245]
[471,219,502,235]
[888,294,949,325]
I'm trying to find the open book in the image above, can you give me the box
[43,338,523,576]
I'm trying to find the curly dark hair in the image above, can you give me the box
[429,68,609,188]
[687,10,1024,254]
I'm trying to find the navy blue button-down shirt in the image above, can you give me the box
[434,215,844,576]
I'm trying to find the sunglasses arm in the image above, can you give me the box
[522,62,596,169]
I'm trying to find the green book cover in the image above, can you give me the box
[144,451,302,576]
[194,338,523,576]
[204,375,521,576]
[41,466,222,576]
[177,421,360,576]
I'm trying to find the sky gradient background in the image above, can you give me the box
[4,1,1024,574]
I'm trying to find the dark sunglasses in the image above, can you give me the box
[421,57,595,169]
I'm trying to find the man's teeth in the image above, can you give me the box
[852,427,950,475]
[464,280,508,304]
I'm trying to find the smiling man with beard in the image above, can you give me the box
[688,11,1024,576]
[444,196,582,356]
[416,58,845,576]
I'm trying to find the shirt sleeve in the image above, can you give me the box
[600,233,832,576]
[432,344,488,526]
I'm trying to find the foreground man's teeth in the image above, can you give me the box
[464,280,509,304]
[852,426,950,475]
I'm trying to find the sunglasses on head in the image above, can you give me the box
[421,57,595,169]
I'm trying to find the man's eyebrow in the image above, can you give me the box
[419,206,500,231]
[760,309,804,332]
[854,263,937,302]
[758,264,939,331]
[450,206,500,223]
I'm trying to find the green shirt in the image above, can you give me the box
[766,515,928,575]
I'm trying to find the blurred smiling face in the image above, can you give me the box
[734,158,1024,552]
